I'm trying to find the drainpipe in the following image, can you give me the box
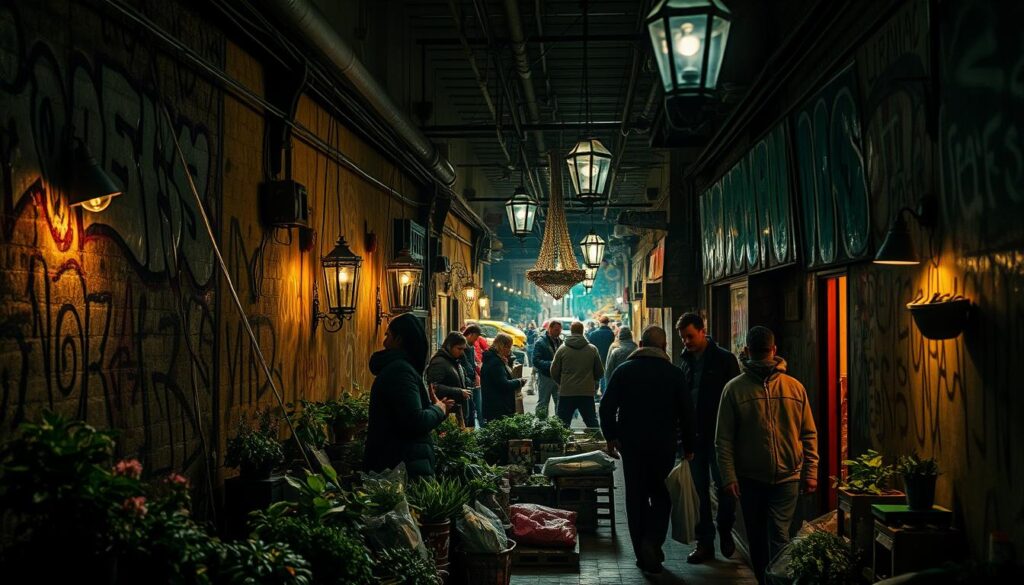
[503,0,547,157]
[260,0,457,186]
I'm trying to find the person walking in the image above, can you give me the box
[675,312,741,563]
[424,331,473,426]
[532,320,563,419]
[524,321,538,395]
[600,325,695,574]
[460,325,483,427]
[587,316,615,400]
[603,326,637,387]
[480,333,527,422]
[717,326,819,585]
[551,321,604,428]
[364,313,454,479]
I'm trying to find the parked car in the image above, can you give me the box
[466,319,527,350]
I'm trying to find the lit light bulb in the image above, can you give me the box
[579,162,595,178]
[400,272,411,285]
[338,268,350,283]
[81,195,114,212]
[677,23,700,57]
[516,209,527,220]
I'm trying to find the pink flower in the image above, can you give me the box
[113,459,143,479]
[167,473,190,488]
[122,496,148,517]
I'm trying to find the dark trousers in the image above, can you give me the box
[738,478,800,585]
[466,387,482,428]
[556,395,599,428]
[692,443,736,546]
[621,448,676,563]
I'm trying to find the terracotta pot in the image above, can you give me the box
[419,519,452,581]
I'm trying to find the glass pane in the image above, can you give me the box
[323,264,339,309]
[648,19,673,91]
[669,15,708,88]
[705,16,731,89]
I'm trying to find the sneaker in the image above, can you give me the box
[687,543,715,564]
[719,529,736,559]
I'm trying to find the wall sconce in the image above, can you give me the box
[67,138,122,212]
[315,235,362,332]
[874,196,937,265]
[385,248,423,315]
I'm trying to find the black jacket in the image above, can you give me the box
[532,334,562,378]
[679,338,741,449]
[459,344,477,388]
[363,349,446,479]
[599,347,695,455]
[480,348,521,422]
[586,325,615,365]
[425,349,467,403]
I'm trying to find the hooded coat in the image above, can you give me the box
[715,356,819,486]
[480,347,521,421]
[550,334,604,397]
[604,335,638,385]
[363,314,446,479]
[425,349,468,403]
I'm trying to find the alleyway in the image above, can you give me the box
[511,370,757,585]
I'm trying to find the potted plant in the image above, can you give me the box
[226,410,285,480]
[408,477,470,579]
[325,393,370,444]
[373,546,442,585]
[531,417,571,464]
[831,449,902,561]
[786,531,858,585]
[898,453,939,510]
[475,414,538,465]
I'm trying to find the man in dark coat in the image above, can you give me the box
[676,312,741,563]
[425,331,472,426]
[532,320,563,419]
[600,325,695,575]
[587,316,616,398]
[460,325,483,426]
[364,313,453,479]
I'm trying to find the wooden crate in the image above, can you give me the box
[512,538,580,571]
[510,484,557,507]
[554,473,616,533]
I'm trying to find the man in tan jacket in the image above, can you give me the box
[716,326,818,585]
[551,321,604,427]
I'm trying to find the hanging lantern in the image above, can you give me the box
[585,265,598,281]
[504,186,538,238]
[579,229,606,268]
[386,248,423,314]
[565,138,613,204]
[462,280,479,303]
[321,235,362,318]
[478,294,489,310]
[67,139,122,212]
[646,0,732,99]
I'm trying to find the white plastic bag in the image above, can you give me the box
[664,460,699,544]
[456,502,509,553]
[541,450,616,477]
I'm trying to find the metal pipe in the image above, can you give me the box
[260,0,457,186]
[423,120,627,137]
[416,33,639,46]
[504,0,547,158]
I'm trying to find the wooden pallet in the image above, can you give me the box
[553,473,616,533]
[512,538,580,571]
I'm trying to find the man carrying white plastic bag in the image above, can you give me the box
[665,459,700,544]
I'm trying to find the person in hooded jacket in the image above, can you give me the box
[716,326,818,585]
[424,331,473,425]
[480,333,527,422]
[551,321,604,427]
[364,313,454,479]
[600,325,695,575]
[460,324,483,426]
[603,326,638,386]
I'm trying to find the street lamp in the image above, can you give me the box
[385,248,423,314]
[646,0,732,99]
[579,229,606,268]
[505,185,538,239]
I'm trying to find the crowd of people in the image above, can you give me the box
[362,311,818,584]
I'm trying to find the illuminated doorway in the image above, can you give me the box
[819,274,849,511]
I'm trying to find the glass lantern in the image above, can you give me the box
[505,186,538,238]
[321,235,362,317]
[386,249,423,313]
[579,229,606,268]
[647,0,732,98]
[565,138,613,203]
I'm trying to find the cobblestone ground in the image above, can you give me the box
[510,367,758,585]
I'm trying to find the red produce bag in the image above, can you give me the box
[510,504,577,547]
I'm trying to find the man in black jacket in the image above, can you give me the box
[531,320,563,419]
[586,316,615,399]
[676,312,741,563]
[601,325,695,575]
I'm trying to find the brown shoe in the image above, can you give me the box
[687,543,715,564]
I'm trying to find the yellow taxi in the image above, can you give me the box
[467,319,527,350]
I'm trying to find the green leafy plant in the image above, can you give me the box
[210,539,312,585]
[475,414,539,464]
[787,531,858,585]
[897,453,939,477]
[407,477,470,524]
[357,474,406,515]
[831,449,896,495]
[279,466,365,526]
[290,400,332,450]
[226,409,285,477]
[325,393,370,434]
[531,417,572,446]
[373,547,441,585]
[250,512,374,585]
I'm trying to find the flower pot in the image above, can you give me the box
[239,460,274,480]
[419,519,452,581]
[904,474,937,510]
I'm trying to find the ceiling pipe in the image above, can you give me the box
[259,0,457,186]
[503,0,548,158]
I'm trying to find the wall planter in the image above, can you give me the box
[838,488,905,560]
[907,297,970,340]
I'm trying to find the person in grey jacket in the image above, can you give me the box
[551,321,604,427]
[604,326,638,386]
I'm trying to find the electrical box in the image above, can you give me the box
[259,179,309,229]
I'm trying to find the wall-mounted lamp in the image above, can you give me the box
[315,235,362,332]
[873,196,937,265]
[385,248,423,315]
[67,139,122,212]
